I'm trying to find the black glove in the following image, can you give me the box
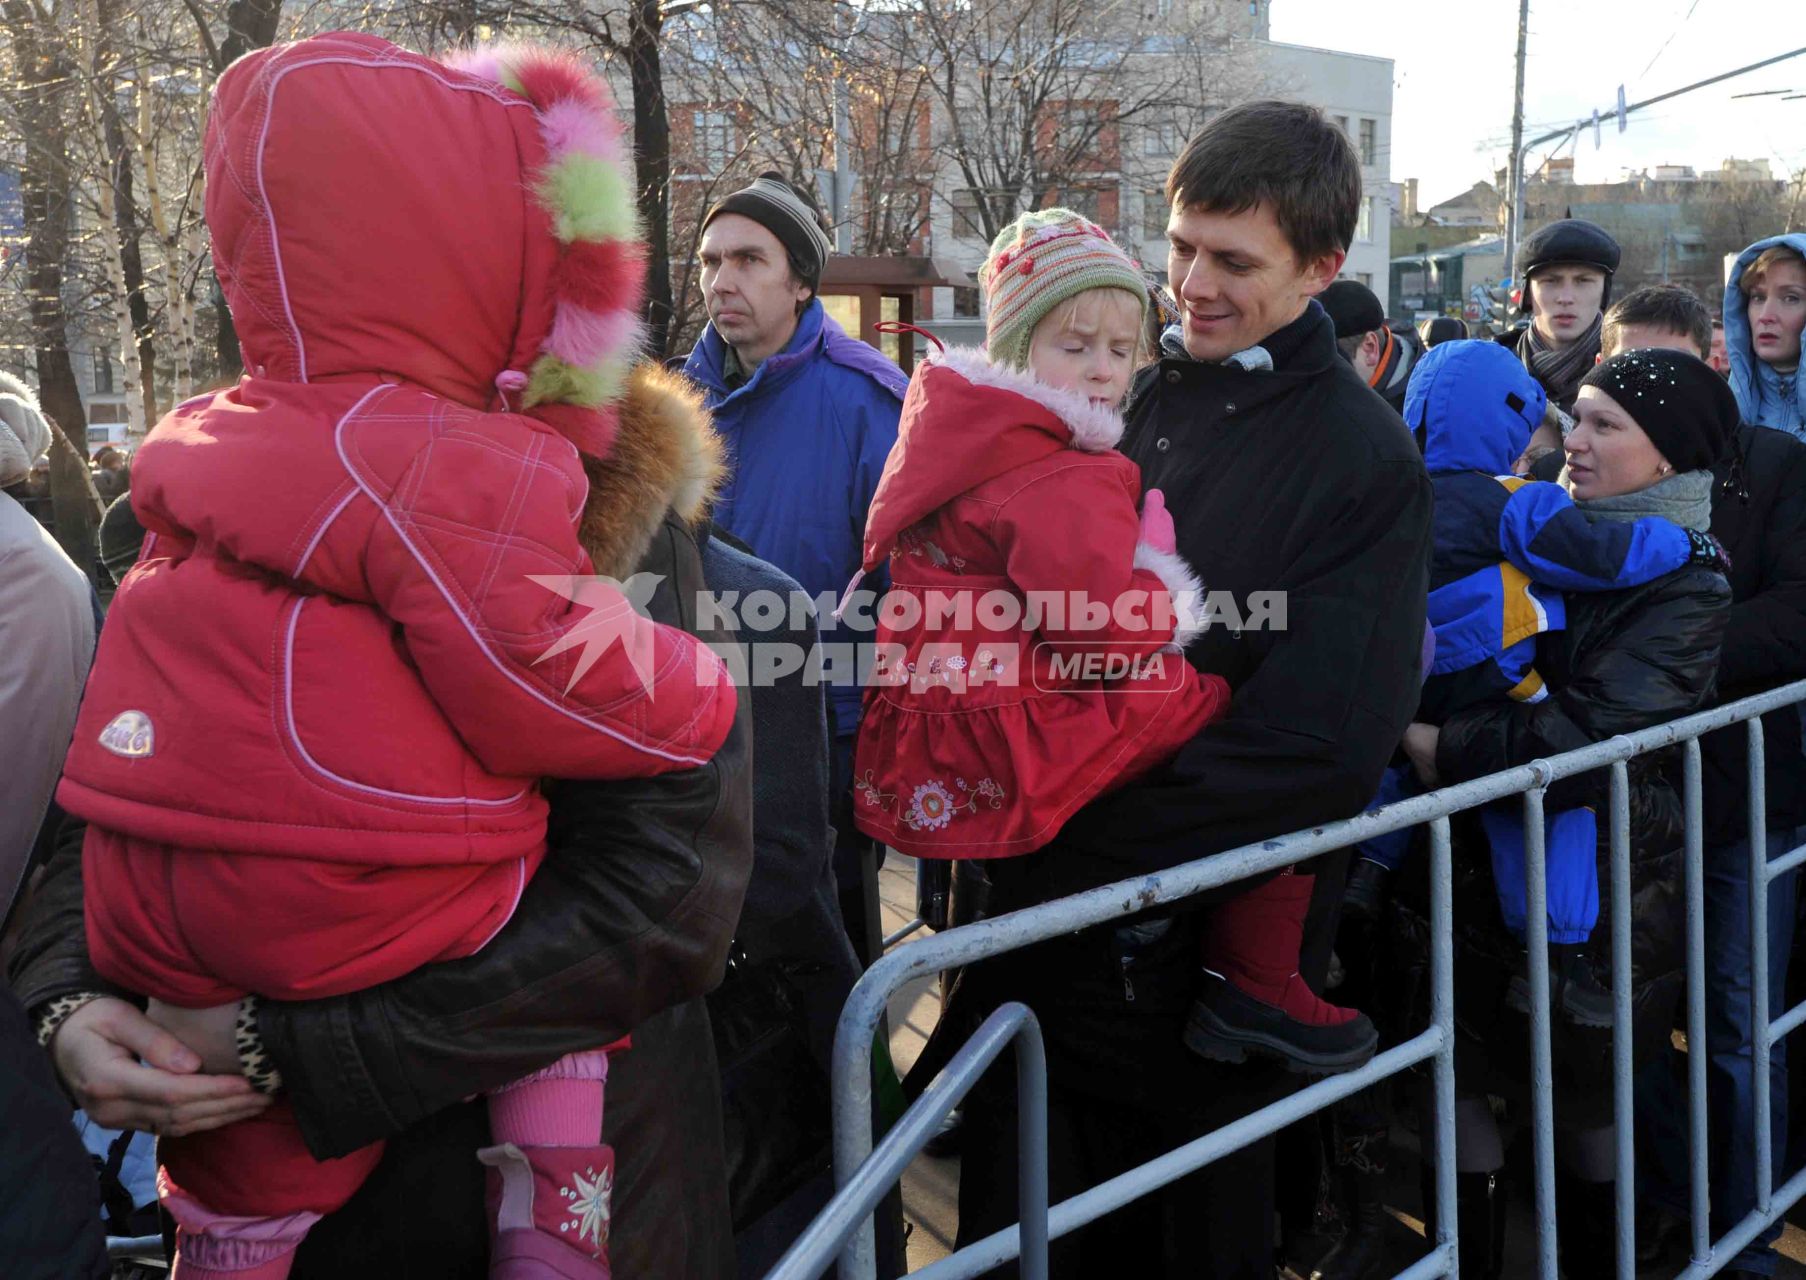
[1685,528,1731,576]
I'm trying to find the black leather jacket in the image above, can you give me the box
[8,512,753,1276]
[1419,562,1728,1118]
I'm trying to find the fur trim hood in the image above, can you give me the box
[0,371,51,487]
[859,345,1127,572]
[207,33,645,459]
[578,363,725,578]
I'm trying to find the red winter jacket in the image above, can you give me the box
[850,348,1229,858]
[61,35,735,1005]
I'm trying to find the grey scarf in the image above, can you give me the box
[1518,314,1602,410]
[1158,321,1273,371]
[1573,469,1713,532]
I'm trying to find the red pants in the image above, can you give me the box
[161,1098,383,1219]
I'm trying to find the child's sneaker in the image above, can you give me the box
[479,1142,615,1279]
[1186,869,1379,1074]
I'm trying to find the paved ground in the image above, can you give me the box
[875,857,1806,1278]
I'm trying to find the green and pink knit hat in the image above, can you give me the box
[978,209,1148,369]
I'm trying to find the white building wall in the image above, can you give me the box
[926,32,1395,326]
[1251,40,1394,311]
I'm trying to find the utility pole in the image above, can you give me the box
[819,0,864,255]
[1504,0,1531,280]
[833,63,853,254]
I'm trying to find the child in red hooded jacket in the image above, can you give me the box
[54,35,734,1280]
[849,210,1377,1076]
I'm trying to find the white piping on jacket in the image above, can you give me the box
[247,52,535,384]
[282,595,531,809]
[470,856,530,953]
[332,383,717,767]
[292,486,358,577]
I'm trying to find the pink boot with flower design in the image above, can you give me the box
[479,1142,615,1279]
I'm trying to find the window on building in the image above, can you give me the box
[1053,108,1093,161]
[950,188,985,239]
[952,286,981,317]
[1357,197,1373,244]
[1359,119,1376,167]
[1142,108,1184,159]
[884,107,919,161]
[1063,187,1100,222]
[92,350,115,395]
[1333,114,1349,136]
[1357,272,1373,289]
[1144,188,1170,240]
[693,109,733,172]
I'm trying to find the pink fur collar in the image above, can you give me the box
[931,346,1126,453]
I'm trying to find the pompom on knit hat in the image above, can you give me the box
[979,209,1148,369]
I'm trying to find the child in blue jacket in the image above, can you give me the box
[1356,340,1724,1027]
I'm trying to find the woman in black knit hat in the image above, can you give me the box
[1396,345,1736,1276]
[1568,347,1742,501]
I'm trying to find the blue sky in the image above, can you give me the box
[1269,0,1806,207]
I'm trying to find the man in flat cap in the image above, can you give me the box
[1504,217,1623,418]
[680,174,906,963]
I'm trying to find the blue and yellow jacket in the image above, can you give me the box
[1409,341,1693,719]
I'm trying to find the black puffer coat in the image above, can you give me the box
[1700,426,1806,846]
[1400,561,1727,1124]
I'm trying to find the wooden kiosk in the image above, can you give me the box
[817,255,975,373]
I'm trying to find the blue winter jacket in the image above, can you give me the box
[1725,232,1806,441]
[1408,341,1694,711]
[683,301,907,737]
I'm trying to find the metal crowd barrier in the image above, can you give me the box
[769,678,1806,1280]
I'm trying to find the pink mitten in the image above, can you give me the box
[1140,489,1176,555]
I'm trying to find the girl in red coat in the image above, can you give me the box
[850,210,1376,1074]
[55,36,735,1280]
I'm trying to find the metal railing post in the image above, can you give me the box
[1751,717,1774,1216]
[833,986,885,1278]
[1523,782,1560,1278]
[1609,762,1635,1280]
[807,681,1806,1280]
[774,1005,1047,1280]
[1017,1011,1050,1280]
[1429,816,1460,1278]
[1684,738,1712,1266]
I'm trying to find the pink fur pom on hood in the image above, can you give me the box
[446,41,648,457]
